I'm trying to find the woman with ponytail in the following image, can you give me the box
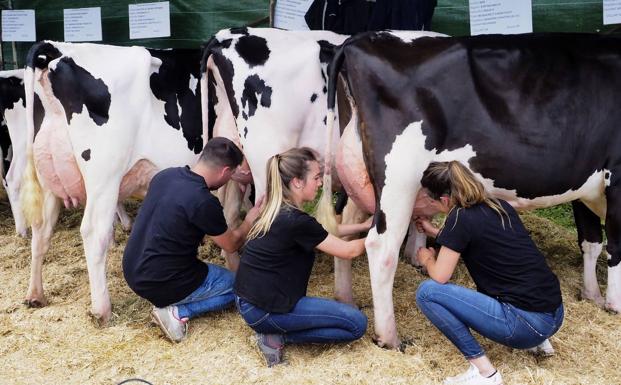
[234,147,370,367]
[414,161,564,385]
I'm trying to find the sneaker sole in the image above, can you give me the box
[150,310,186,343]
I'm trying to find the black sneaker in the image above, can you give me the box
[256,333,284,367]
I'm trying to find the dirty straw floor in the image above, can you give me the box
[0,193,619,385]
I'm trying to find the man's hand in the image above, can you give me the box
[245,194,265,224]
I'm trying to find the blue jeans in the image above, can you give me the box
[174,263,235,320]
[235,295,367,344]
[415,279,564,359]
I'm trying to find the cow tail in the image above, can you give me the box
[315,43,347,235]
[200,37,218,142]
[20,64,43,226]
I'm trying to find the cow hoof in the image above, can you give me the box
[88,311,111,327]
[372,336,401,351]
[604,303,620,315]
[23,298,47,308]
[334,296,356,307]
[580,290,605,308]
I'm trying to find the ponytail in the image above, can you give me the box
[421,161,510,228]
[247,147,319,240]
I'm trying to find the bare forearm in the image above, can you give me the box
[337,223,370,237]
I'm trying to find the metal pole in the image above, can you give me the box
[8,0,18,69]
[269,0,276,27]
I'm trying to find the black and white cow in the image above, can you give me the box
[200,27,364,292]
[323,31,621,348]
[22,42,205,324]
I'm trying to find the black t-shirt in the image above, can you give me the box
[234,207,329,313]
[122,167,228,307]
[436,200,562,313]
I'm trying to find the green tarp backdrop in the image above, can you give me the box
[0,0,619,69]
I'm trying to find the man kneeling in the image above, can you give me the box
[123,137,261,342]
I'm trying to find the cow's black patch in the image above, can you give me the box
[149,49,204,154]
[0,74,24,172]
[48,57,111,126]
[235,35,271,68]
[318,40,337,64]
[310,93,318,103]
[220,39,233,49]
[0,122,10,175]
[323,116,327,125]
[242,111,248,120]
[241,74,272,119]
[229,27,249,36]
[33,93,44,138]
[376,210,387,234]
[212,53,239,119]
[0,75,24,118]
[81,149,91,161]
[26,42,62,70]
[323,86,327,94]
[207,69,218,140]
[244,127,248,138]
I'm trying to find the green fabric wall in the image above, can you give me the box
[1,1,619,69]
[1,0,270,68]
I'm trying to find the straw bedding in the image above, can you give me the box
[0,192,619,385]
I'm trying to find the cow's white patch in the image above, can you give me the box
[581,240,604,305]
[189,74,198,95]
[387,30,447,43]
[606,252,621,312]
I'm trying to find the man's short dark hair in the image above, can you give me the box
[199,137,243,168]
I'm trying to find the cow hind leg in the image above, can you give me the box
[334,199,367,306]
[80,189,118,326]
[573,200,605,307]
[25,189,61,307]
[603,181,621,313]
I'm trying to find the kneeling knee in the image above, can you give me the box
[415,279,441,304]
[352,311,368,339]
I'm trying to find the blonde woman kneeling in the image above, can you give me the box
[234,147,370,367]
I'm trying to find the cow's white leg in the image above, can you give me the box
[80,188,118,325]
[334,199,366,305]
[5,156,28,238]
[602,182,621,313]
[572,200,605,306]
[606,251,621,313]
[116,203,132,232]
[25,189,60,307]
[366,125,424,349]
[403,222,427,266]
[582,241,604,306]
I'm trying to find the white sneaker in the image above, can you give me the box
[150,306,188,343]
[525,339,555,356]
[443,364,503,385]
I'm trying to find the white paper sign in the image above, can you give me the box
[1,10,36,42]
[469,0,532,35]
[604,0,621,25]
[274,0,314,30]
[64,7,102,42]
[129,1,171,39]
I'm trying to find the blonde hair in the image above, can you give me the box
[421,161,510,229]
[247,147,320,240]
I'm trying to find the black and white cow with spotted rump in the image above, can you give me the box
[21,42,205,324]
